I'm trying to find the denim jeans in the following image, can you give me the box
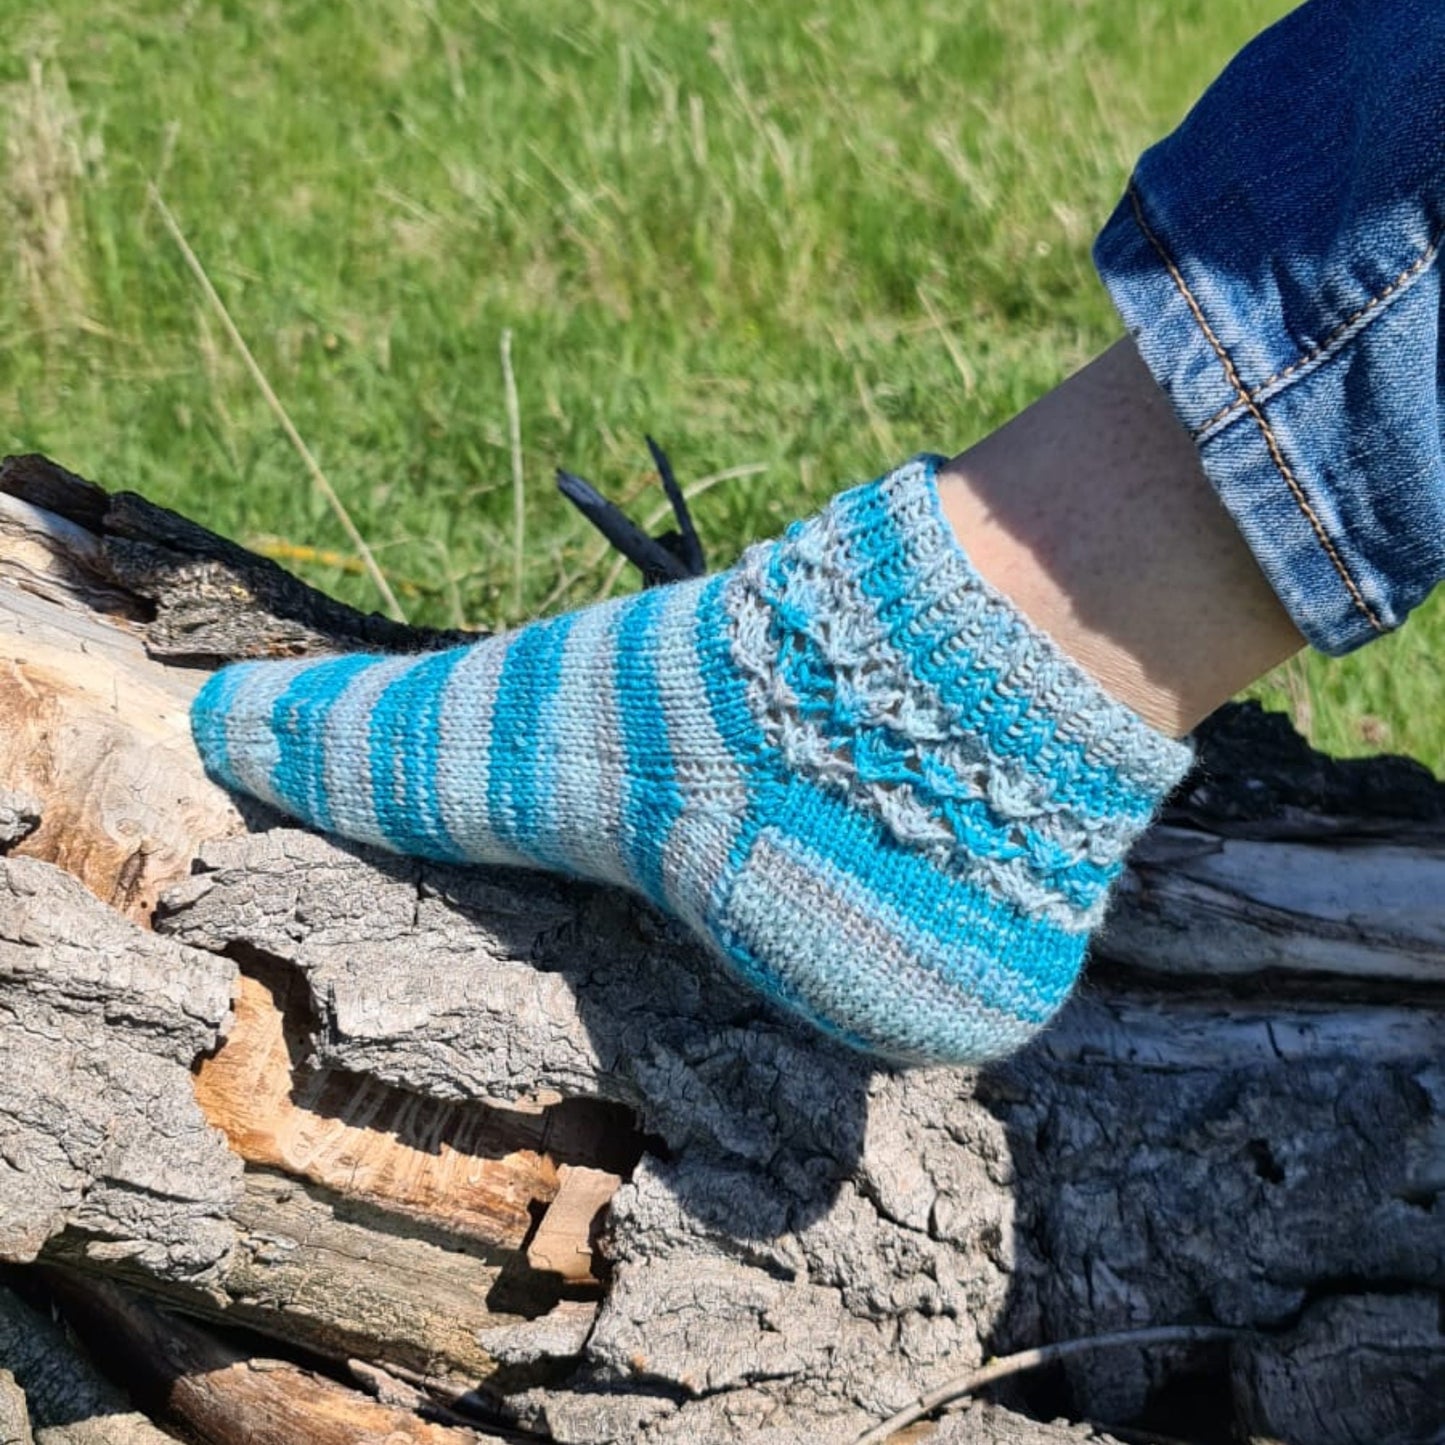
[1094,0,1445,656]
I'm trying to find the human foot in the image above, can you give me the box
[193,456,1191,1064]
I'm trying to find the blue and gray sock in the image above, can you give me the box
[192,456,1191,1064]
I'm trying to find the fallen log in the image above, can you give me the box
[0,452,1441,1445]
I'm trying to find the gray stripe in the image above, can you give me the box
[651,578,750,930]
[545,595,633,886]
[320,654,418,852]
[433,633,536,869]
[721,831,1051,1064]
[220,659,319,817]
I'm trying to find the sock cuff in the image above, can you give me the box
[849,455,1192,798]
[724,455,1193,928]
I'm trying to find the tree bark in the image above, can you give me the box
[0,453,1441,1445]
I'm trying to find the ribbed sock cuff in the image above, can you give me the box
[724,455,1193,933]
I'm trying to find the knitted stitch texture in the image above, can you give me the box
[192,456,1192,1064]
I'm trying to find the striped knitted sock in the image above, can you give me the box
[192,456,1191,1065]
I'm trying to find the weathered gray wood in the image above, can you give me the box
[1,452,1444,1445]
[154,825,1445,1444]
[0,855,240,1272]
[1105,824,1445,983]
[1233,1293,1445,1445]
[40,1168,531,1387]
[0,851,596,1383]
[0,453,474,660]
[0,1369,34,1445]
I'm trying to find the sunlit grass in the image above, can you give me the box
[4,0,1439,769]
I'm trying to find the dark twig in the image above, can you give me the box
[646,435,706,576]
[557,438,708,588]
[555,469,691,585]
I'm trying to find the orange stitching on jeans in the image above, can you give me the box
[1128,184,1384,634]
[1194,227,1445,434]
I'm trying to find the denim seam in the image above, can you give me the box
[1126,183,1385,636]
[1195,227,1445,435]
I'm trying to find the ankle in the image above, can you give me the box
[936,340,1302,738]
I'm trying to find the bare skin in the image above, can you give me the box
[937,337,1304,738]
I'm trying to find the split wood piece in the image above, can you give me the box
[0,487,621,1387]
[525,1167,620,1285]
[0,1285,173,1445]
[1106,700,1445,986]
[0,853,241,1272]
[46,1274,513,1445]
[0,839,612,1383]
[193,957,622,1268]
[0,844,544,1385]
[0,544,237,924]
[1105,824,1445,984]
[43,1168,532,1385]
[0,452,476,662]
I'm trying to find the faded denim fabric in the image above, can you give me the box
[1094,0,1445,655]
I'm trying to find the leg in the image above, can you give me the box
[1093,0,1445,661]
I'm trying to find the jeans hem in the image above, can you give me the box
[1093,181,1392,657]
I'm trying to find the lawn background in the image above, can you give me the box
[3,0,1438,769]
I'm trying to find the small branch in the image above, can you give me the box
[148,184,406,623]
[852,1326,1243,1445]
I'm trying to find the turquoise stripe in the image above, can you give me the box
[759,528,1115,913]
[431,638,532,868]
[615,587,687,907]
[191,663,256,793]
[761,776,1080,1023]
[270,655,381,834]
[367,648,470,862]
[486,619,561,862]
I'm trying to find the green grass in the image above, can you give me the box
[2,0,1438,769]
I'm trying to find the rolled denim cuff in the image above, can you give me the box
[1095,182,1421,658]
